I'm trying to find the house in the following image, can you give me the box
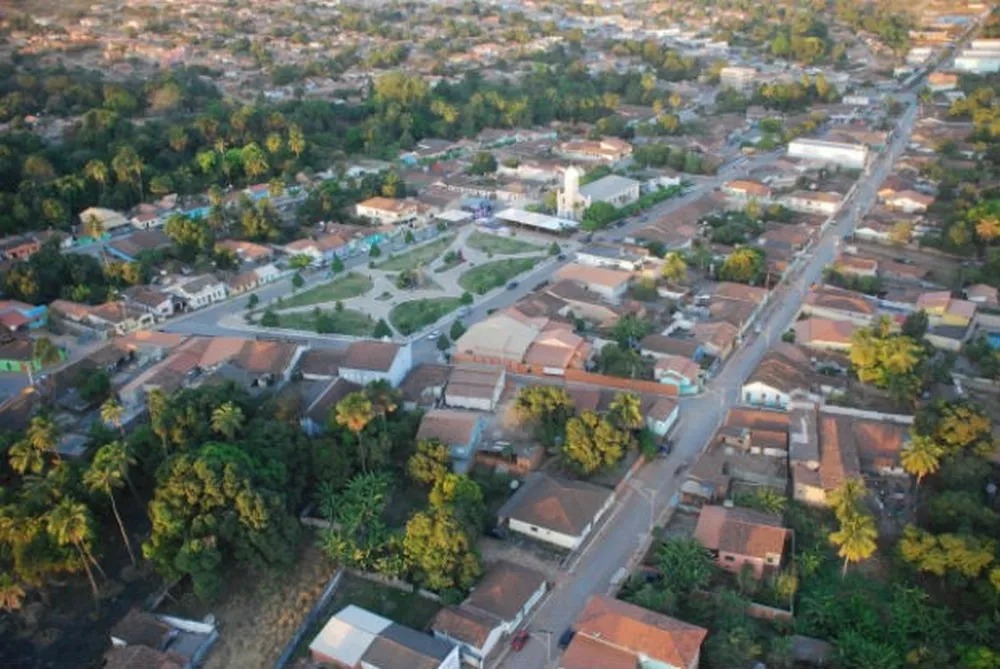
[399,364,451,410]
[654,355,702,395]
[416,409,487,466]
[123,286,175,319]
[574,243,648,272]
[453,309,588,373]
[557,169,640,219]
[522,325,591,376]
[338,340,413,387]
[742,344,813,408]
[786,138,868,169]
[79,206,129,234]
[834,254,878,278]
[215,239,274,264]
[719,65,757,90]
[0,300,48,331]
[793,317,857,351]
[211,339,304,389]
[107,229,172,262]
[646,397,680,437]
[927,72,959,91]
[561,595,707,669]
[964,283,999,307]
[553,263,632,304]
[444,365,506,411]
[722,179,771,203]
[298,348,345,381]
[693,505,790,578]
[355,197,429,226]
[801,285,876,325]
[301,377,362,436]
[782,191,843,217]
[309,605,460,669]
[916,291,977,327]
[537,281,633,327]
[497,473,614,551]
[49,300,155,337]
[885,190,935,213]
[555,137,632,162]
[282,233,348,265]
[640,334,703,361]
[692,321,739,359]
[0,234,42,261]
[109,608,218,669]
[431,561,548,668]
[167,275,227,310]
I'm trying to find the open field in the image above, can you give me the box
[466,231,542,255]
[458,257,543,294]
[390,297,463,335]
[276,272,373,309]
[272,308,374,336]
[376,235,455,272]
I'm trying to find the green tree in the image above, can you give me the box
[514,385,575,446]
[47,499,102,602]
[260,310,279,327]
[828,478,867,522]
[850,316,925,404]
[8,417,59,475]
[657,538,714,594]
[581,201,619,230]
[609,391,643,431]
[330,255,345,273]
[334,392,377,471]
[403,507,481,592]
[467,151,498,175]
[84,159,109,199]
[247,293,259,310]
[436,334,450,351]
[902,310,929,339]
[241,142,269,181]
[100,398,125,438]
[610,314,653,348]
[211,402,245,440]
[292,273,305,291]
[288,123,305,158]
[111,145,144,202]
[373,319,392,338]
[407,440,450,485]
[84,441,136,566]
[450,320,466,340]
[30,336,61,385]
[719,247,766,284]
[563,411,629,474]
[661,251,687,283]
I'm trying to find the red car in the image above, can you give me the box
[511,630,530,652]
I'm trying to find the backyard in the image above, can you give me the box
[459,257,543,294]
[390,297,464,335]
[466,230,542,255]
[376,235,456,272]
[277,272,373,310]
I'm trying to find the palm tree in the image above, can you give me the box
[100,398,126,438]
[9,416,60,473]
[334,392,376,471]
[84,159,109,201]
[146,389,169,455]
[111,146,144,202]
[900,435,944,489]
[827,478,867,522]
[829,512,878,578]
[83,213,108,266]
[211,402,245,440]
[83,442,136,566]
[609,391,643,431]
[0,573,26,612]
[661,251,688,283]
[8,441,45,475]
[46,499,102,602]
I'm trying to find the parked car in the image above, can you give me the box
[427,330,441,340]
[674,460,691,477]
[558,628,576,649]
[657,440,674,458]
[511,630,530,652]
[556,253,567,260]
[506,281,519,290]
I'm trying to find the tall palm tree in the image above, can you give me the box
[46,499,102,601]
[827,478,867,522]
[211,402,245,440]
[83,213,108,267]
[0,573,26,612]
[900,435,944,489]
[146,388,169,455]
[84,442,136,566]
[8,441,45,475]
[609,392,643,431]
[83,159,109,201]
[100,398,126,438]
[10,416,60,473]
[334,392,376,470]
[111,146,144,202]
[829,512,878,578]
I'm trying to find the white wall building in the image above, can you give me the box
[338,340,413,387]
[168,275,227,309]
[497,473,614,551]
[719,66,757,91]
[557,169,640,219]
[787,138,869,170]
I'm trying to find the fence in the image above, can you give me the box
[272,569,344,669]
[344,568,443,603]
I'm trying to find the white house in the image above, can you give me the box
[646,397,680,437]
[444,365,506,412]
[719,66,757,91]
[787,138,868,170]
[781,191,843,216]
[497,473,614,551]
[338,340,413,387]
[742,345,813,409]
[167,275,227,310]
[355,196,429,226]
[557,168,640,219]
[574,243,647,272]
[431,561,548,668]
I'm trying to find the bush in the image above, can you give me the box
[260,310,279,327]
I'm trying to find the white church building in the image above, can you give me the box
[557,167,641,220]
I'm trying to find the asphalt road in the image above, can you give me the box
[501,97,920,669]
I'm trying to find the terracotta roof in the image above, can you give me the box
[497,473,612,536]
[654,355,701,381]
[724,179,771,197]
[915,290,951,311]
[562,633,636,669]
[431,606,499,647]
[228,270,259,291]
[571,595,707,669]
[640,334,701,359]
[818,415,863,490]
[835,255,879,274]
[748,344,812,394]
[964,283,999,306]
[692,321,738,351]
[103,646,184,669]
[805,285,876,316]
[110,609,171,649]
[357,196,419,214]
[298,348,345,378]
[725,406,790,433]
[400,363,451,405]
[566,386,602,413]
[124,285,172,308]
[710,299,757,328]
[554,263,633,291]
[341,340,402,372]
[231,340,298,375]
[647,397,678,422]
[793,317,857,347]
[445,365,504,401]
[694,505,789,560]
[714,282,768,305]
[416,409,483,445]
[305,378,362,424]
[216,239,273,261]
[464,560,547,620]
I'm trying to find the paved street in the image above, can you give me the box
[500,96,920,669]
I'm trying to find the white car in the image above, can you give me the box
[427,330,441,340]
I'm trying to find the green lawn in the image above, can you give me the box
[269,308,374,336]
[277,272,373,310]
[390,297,463,335]
[458,257,543,295]
[466,231,542,255]
[376,235,455,272]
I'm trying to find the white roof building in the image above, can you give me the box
[310,605,388,666]
[494,208,578,233]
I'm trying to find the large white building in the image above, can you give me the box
[556,168,640,219]
[787,138,869,170]
[719,66,757,91]
[954,40,1000,74]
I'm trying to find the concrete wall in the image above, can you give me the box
[508,518,582,550]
